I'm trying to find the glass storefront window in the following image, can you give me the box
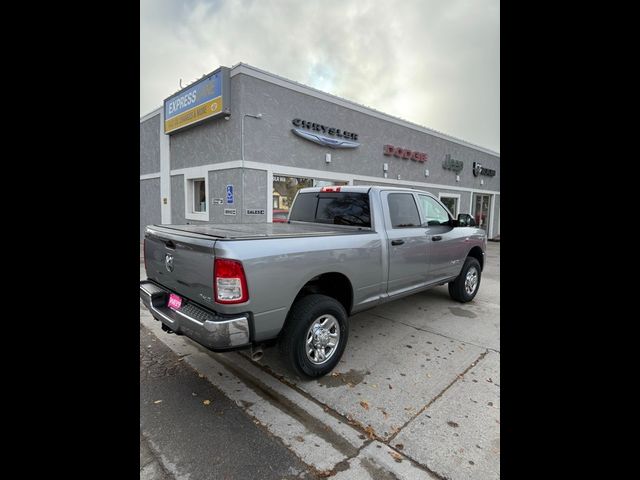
[439,195,459,217]
[272,175,347,222]
[473,194,491,231]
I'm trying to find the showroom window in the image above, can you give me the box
[387,193,421,228]
[272,175,347,222]
[438,193,460,217]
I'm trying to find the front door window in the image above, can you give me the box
[417,195,450,226]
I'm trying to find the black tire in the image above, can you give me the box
[448,256,482,303]
[279,294,349,378]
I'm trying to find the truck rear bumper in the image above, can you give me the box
[139,280,251,350]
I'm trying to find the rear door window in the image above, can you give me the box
[387,193,421,228]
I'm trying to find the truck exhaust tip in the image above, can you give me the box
[161,323,175,335]
[250,345,264,361]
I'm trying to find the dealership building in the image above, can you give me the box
[140,63,500,240]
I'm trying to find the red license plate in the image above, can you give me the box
[167,293,182,310]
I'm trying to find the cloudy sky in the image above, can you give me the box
[141,0,499,152]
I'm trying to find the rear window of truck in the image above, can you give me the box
[289,192,371,227]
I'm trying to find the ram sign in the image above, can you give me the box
[163,66,230,134]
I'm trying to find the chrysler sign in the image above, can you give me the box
[291,118,360,149]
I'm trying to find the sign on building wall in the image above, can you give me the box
[472,162,496,177]
[442,154,464,173]
[290,118,360,149]
[383,144,427,163]
[163,67,230,134]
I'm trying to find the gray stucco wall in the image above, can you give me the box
[171,175,185,224]
[166,72,499,190]
[238,74,499,191]
[140,178,161,239]
[140,115,161,175]
[208,168,267,224]
[170,169,267,225]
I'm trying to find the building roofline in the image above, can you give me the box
[140,106,162,123]
[230,62,500,157]
[140,62,500,157]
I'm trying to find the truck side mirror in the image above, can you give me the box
[456,213,476,227]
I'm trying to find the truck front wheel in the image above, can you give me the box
[279,294,349,378]
[448,256,482,302]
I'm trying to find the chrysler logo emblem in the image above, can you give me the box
[291,128,360,149]
[165,254,174,272]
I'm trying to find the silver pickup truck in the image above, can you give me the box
[140,186,486,377]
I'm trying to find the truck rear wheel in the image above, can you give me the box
[279,294,349,378]
[448,256,482,303]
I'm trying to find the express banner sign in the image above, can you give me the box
[163,67,230,134]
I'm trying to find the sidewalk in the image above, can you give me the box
[140,323,315,479]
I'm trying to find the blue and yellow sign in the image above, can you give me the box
[163,67,230,134]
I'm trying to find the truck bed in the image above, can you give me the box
[150,222,371,240]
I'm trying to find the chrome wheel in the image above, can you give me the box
[465,267,478,295]
[305,314,340,365]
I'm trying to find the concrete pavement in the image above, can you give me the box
[140,323,315,479]
[140,241,500,479]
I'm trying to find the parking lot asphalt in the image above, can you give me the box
[140,241,500,479]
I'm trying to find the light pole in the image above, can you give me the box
[241,112,263,221]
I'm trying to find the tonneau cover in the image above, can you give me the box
[150,222,370,240]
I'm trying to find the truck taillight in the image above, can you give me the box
[320,186,341,192]
[214,258,249,304]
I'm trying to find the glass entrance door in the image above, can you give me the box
[473,194,491,232]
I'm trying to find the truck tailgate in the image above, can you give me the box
[144,226,217,308]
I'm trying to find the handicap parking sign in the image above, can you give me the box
[226,185,234,204]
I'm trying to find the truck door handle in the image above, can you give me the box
[391,239,405,246]
[431,236,442,242]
